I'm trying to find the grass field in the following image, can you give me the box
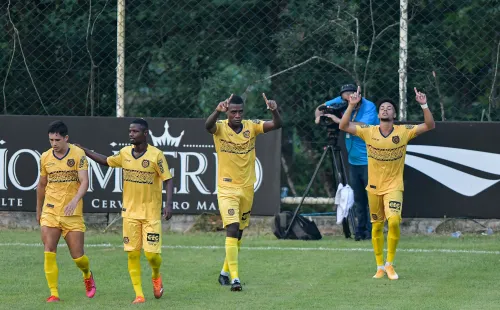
[0,230,498,310]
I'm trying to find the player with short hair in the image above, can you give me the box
[37,120,96,302]
[339,87,435,280]
[205,93,282,291]
[78,119,174,304]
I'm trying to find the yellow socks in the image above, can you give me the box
[225,237,239,281]
[387,216,401,264]
[145,252,162,280]
[73,255,91,279]
[127,250,144,298]
[44,252,59,298]
[222,239,242,275]
[371,222,385,266]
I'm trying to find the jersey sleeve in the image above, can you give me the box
[40,153,47,176]
[77,150,89,171]
[107,150,123,168]
[354,124,372,142]
[251,119,265,136]
[213,120,223,136]
[155,151,172,181]
[404,124,419,142]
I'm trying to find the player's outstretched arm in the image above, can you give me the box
[75,144,109,167]
[414,88,436,136]
[205,94,231,134]
[262,93,283,133]
[339,86,361,135]
[36,175,47,224]
[163,178,174,220]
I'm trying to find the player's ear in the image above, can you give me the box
[64,135,69,142]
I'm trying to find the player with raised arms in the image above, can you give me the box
[339,87,435,280]
[205,93,282,291]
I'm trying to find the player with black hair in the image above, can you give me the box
[78,118,174,304]
[339,87,435,280]
[205,93,282,291]
[37,120,96,302]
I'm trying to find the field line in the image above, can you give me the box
[0,243,499,255]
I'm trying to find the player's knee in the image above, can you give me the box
[128,250,141,260]
[226,223,240,238]
[144,251,162,264]
[387,216,401,230]
[372,221,384,233]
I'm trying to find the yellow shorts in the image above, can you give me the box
[367,191,403,223]
[123,217,162,253]
[40,213,86,238]
[217,186,254,230]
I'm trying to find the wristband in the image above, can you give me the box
[420,103,428,110]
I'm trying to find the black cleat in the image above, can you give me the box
[218,274,230,286]
[230,280,242,291]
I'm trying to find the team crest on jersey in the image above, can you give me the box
[243,130,250,138]
[142,159,150,168]
[392,136,400,144]
[123,237,129,244]
[67,159,75,167]
[371,213,378,220]
[228,209,235,216]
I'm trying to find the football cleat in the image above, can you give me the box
[385,265,399,280]
[46,295,60,302]
[132,296,146,304]
[230,280,242,291]
[152,276,164,299]
[84,272,96,298]
[372,269,386,279]
[218,274,231,286]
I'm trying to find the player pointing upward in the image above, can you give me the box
[205,93,282,291]
[339,87,435,280]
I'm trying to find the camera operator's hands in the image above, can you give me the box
[324,114,340,124]
[262,93,278,111]
[216,94,232,112]
[348,86,362,107]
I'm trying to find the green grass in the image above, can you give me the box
[0,230,499,309]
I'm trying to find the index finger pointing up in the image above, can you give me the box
[262,93,268,103]
[414,87,419,95]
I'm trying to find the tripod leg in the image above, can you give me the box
[284,146,329,238]
[338,148,349,185]
[330,146,342,188]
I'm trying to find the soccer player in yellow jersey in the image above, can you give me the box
[205,93,282,291]
[36,120,96,302]
[79,119,174,304]
[340,87,435,280]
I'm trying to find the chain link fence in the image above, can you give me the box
[1,0,499,205]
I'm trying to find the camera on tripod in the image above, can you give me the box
[318,100,348,129]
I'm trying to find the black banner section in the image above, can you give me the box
[0,116,282,216]
[402,122,500,219]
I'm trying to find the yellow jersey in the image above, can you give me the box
[213,119,265,188]
[40,144,88,216]
[107,144,172,220]
[355,124,418,195]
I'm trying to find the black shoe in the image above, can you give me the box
[355,233,363,241]
[230,280,242,291]
[218,274,230,286]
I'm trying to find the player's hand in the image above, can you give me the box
[262,93,278,111]
[324,114,340,124]
[64,200,78,216]
[414,87,427,105]
[163,202,173,221]
[348,86,362,107]
[216,94,232,112]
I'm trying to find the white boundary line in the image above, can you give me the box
[0,243,499,255]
